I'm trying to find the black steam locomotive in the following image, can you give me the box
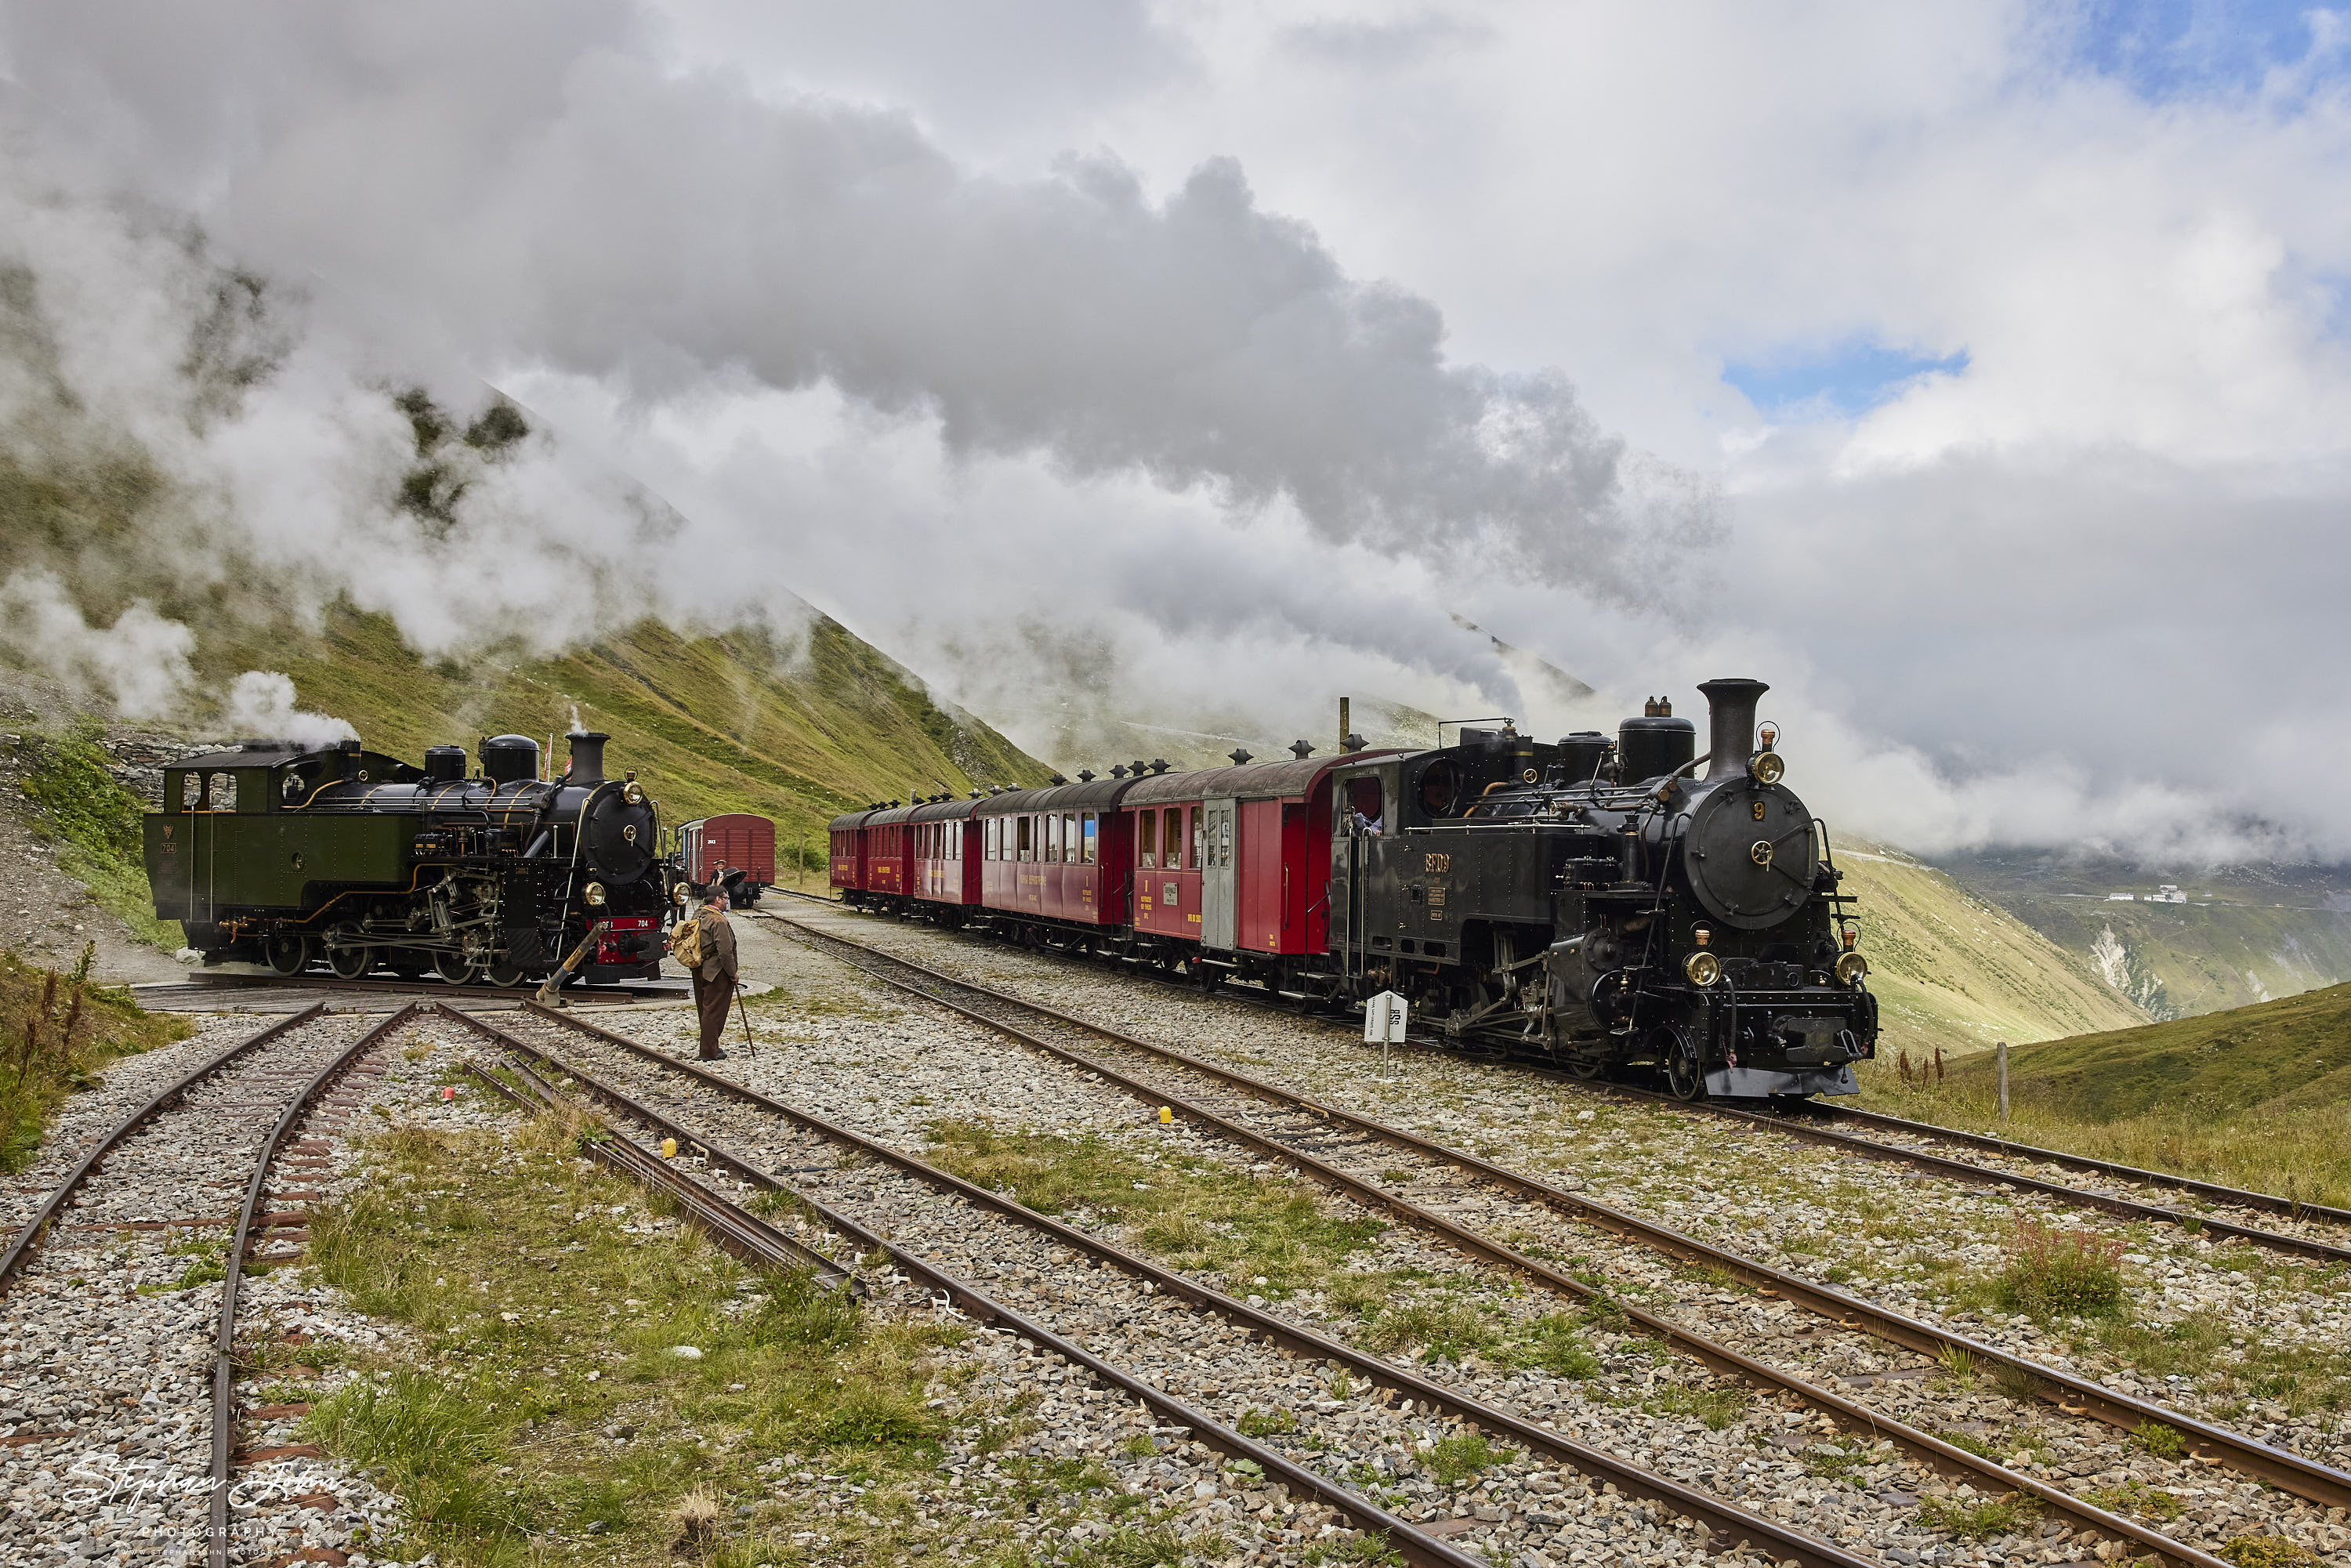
[1328,678,1876,1099]
[144,730,668,987]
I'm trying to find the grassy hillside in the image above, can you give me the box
[1858,981,2351,1208]
[1832,838,2148,1060]
[225,604,1045,883]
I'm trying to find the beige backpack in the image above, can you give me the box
[668,914,704,969]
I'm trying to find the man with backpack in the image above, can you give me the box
[672,887,741,1059]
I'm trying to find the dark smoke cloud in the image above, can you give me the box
[2,2,1713,610]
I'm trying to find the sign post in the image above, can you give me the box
[1363,990,1409,1062]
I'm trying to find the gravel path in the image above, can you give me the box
[755,904,2351,1566]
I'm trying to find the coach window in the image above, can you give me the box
[1079,811,1097,864]
[1016,815,1032,861]
[1186,806,1201,869]
[1219,809,1233,867]
[1137,808,1157,867]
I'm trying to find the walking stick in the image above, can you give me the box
[734,983,756,1057]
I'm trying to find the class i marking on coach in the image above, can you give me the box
[144,729,668,988]
[828,678,1878,1102]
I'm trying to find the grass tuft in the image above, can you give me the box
[1424,1432,1500,1488]
[0,945,190,1171]
[1992,1219,2125,1320]
[1916,1490,2038,1540]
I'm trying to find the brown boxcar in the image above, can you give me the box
[679,813,775,893]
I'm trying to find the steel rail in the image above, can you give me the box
[776,888,2351,1241]
[458,1054,854,1291]
[1799,1103,2351,1229]
[447,1012,1492,1568]
[756,936,2240,1563]
[1549,1079,2351,1266]
[208,1002,422,1568]
[0,1002,330,1295]
[771,912,2351,1515]
[454,1006,1890,1568]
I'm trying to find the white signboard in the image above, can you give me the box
[1363,990,1409,1045]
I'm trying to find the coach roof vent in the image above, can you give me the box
[1110,764,1128,778]
[1342,732,1366,752]
[1150,759,1171,773]
[1227,747,1252,766]
[1049,773,1067,785]
[1078,769,1095,782]
[1290,739,1315,759]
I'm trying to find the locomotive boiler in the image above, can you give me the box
[145,729,667,987]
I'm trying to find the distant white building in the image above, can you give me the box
[2150,885,2186,904]
[2107,893,2135,901]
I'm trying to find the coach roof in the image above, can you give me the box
[973,774,1140,817]
[1121,751,1404,806]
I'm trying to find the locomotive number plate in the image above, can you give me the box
[1751,801,1767,820]
[1424,853,1451,874]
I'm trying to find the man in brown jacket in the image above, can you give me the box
[690,889,740,1060]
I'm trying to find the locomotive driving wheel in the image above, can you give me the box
[264,932,312,976]
[433,951,480,985]
[1658,1027,1707,1102]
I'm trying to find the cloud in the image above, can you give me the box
[4,3,2350,867]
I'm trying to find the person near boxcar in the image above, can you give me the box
[688,888,740,1059]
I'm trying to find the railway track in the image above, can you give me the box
[0,1002,422,1567]
[452,1000,1911,1568]
[130,969,691,1015]
[767,906,2351,1563]
[773,889,2351,1265]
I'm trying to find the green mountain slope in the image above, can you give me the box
[1830,838,2149,1060]
[1938,849,2351,1020]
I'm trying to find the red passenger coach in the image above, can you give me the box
[977,775,1139,931]
[828,807,880,898]
[909,796,982,913]
[1123,754,1367,967]
[862,803,916,902]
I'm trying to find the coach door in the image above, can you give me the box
[1200,797,1237,951]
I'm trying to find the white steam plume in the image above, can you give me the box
[221,670,354,749]
[0,569,194,720]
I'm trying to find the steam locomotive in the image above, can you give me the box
[831,678,1876,1099]
[144,730,668,987]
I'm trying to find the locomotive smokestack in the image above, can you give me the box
[1697,678,1769,782]
[566,730,610,785]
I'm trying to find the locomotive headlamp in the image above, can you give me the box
[1749,750,1785,786]
[585,882,608,907]
[1683,951,1723,987]
[1834,950,1869,986]
[623,780,647,805]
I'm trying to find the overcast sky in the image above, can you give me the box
[2,2,2347,861]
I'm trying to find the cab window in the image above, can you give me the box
[1345,777,1384,835]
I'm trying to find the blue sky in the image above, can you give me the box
[2070,0,2347,100]
[1722,344,1971,419]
